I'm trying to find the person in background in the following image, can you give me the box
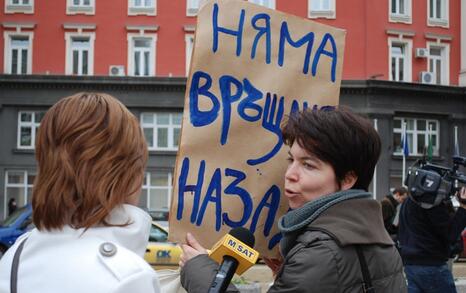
[399,186,466,293]
[381,186,408,241]
[0,93,161,293]
[178,107,407,292]
[8,198,17,216]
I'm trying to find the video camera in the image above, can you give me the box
[405,156,466,209]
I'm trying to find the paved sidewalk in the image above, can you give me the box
[242,265,466,293]
[456,278,466,293]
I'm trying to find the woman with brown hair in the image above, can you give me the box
[0,93,160,293]
[179,107,407,292]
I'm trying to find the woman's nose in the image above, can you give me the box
[285,163,298,181]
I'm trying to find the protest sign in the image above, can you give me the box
[169,0,346,256]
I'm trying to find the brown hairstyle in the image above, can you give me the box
[32,93,148,230]
[282,106,381,191]
[393,186,408,195]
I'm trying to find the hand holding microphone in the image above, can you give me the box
[179,228,259,293]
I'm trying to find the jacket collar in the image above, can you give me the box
[307,198,393,246]
[38,204,152,257]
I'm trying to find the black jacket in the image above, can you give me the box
[398,197,466,265]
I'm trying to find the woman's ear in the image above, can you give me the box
[341,171,357,191]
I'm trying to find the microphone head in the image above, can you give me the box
[229,227,255,248]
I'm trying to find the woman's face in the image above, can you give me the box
[285,141,340,209]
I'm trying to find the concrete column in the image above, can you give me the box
[460,0,466,85]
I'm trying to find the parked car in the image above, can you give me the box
[0,204,33,258]
[144,221,182,269]
[148,209,169,230]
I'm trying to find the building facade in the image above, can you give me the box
[0,0,465,219]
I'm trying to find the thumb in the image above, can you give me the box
[186,233,206,251]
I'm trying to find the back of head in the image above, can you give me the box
[282,106,381,190]
[33,93,148,230]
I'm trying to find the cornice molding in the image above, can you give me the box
[0,75,187,92]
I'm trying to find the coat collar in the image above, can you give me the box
[307,198,393,246]
[35,204,152,257]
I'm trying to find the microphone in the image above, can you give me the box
[208,227,259,293]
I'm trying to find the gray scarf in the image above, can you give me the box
[278,189,371,256]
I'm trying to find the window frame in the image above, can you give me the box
[17,111,44,149]
[185,34,194,76]
[427,41,450,85]
[248,0,276,9]
[128,0,157,16]
[392,117,440,157]
[308,0,336,19]
[4,0,34,14]
[141,171,173,211]
[66,0,95,15]
[4,31,33,74]
[388,37,412,82]
[389,0,412,23]
[186,0,208,16]
[140,112,182,151]
[427,0,449,27]
[65,32,95,76]
[127,33,157,77]
[4,170,35,216]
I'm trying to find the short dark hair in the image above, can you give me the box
[393,186,408,195]
[282,106,381,191]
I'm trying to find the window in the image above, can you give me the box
[128,35,156,76]
[428,0,448,27]
[5,0,34,14]
[65,34,94,75]
[140,171,172,211]
[428,43,449,85]
[128,0,156,15]
[393,118,439,156]
[4,32,33,74]
[141,113,182,150]
[389,0,412,23]
[4,170,35,214]
[186,0,207,16]
[308,0,336,18]
[65,33,95,75]
[185,34,194,76]
[72,0,90,5]
[10,0,30,4]
[248,0,275,9]
[389,39,412,82]
[66,0,94,15]
[17,111,44,149]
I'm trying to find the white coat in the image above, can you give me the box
[0,204,161,293]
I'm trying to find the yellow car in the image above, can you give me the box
[144,221,182,270]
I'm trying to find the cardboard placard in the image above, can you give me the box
[169,0,346,257]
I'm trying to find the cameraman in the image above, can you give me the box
[398,187,466,292]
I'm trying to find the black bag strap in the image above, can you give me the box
[355,246,375,293]
[10,237,28,293]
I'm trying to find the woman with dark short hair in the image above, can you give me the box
[0,93,161,293]
[179,107,407,292]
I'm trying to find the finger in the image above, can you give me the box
[186,233,206,251]
[180,244,190,253]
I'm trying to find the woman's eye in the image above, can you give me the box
[303,162,314,169]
